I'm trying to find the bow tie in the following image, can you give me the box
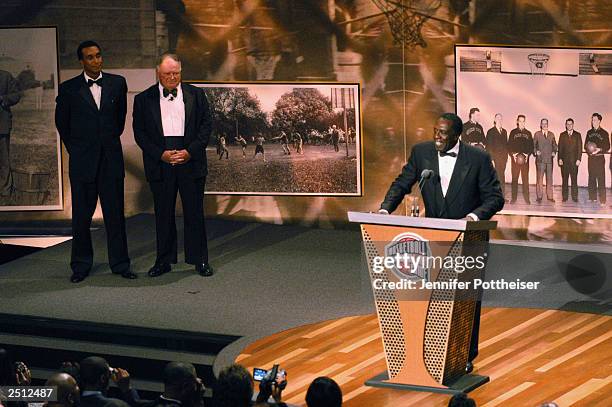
[163,88,178,98]
[87,78,102,87]
[439,151,457,158]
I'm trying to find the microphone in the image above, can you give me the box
[418,169,434,191]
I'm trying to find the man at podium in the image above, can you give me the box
[378,112,504,373]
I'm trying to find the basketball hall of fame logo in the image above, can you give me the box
[384,232,432,282]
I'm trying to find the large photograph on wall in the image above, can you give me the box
[194,82,362,196]
[0,26,62,211]
[456,45,611,219]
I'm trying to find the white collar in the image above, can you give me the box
[440,141,460,157]
[83,71,103,82]
[159,83,182,100]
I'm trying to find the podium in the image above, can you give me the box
[348,211,496,394]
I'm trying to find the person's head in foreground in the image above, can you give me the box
[44,373,80,407]
[448,392,476,407]
[305,376,342,407]
[213,364,253,407]
[80,356,111,392]
[163,362,202,407]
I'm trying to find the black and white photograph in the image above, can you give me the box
[0,26,62,210]
[456,45,612,219]
[195,82,362,195]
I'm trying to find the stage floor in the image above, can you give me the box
[0,214,610,382]
[237,309,612,406]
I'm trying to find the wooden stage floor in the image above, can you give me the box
[237,308,612,406]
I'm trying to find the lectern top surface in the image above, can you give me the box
[347,212,497,231]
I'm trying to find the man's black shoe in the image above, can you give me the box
[70,272,88,283]
[465,361,474,374]
[148,263,171,277]
[196,263,214,277]
[121,270,138,279]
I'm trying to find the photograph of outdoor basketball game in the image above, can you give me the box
[456,45,612,218]
[195,83,362,195]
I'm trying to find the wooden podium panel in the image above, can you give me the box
[350,212,493,394]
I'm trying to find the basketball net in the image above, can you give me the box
[372,0,440,48]
[247,54,281,80]
[527,53,550,76]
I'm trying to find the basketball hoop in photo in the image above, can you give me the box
[527,53,550,75]
[331,87,356,109]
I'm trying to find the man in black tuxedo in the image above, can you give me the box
[379,112,504,373]
[557,118,582,203]
[133,53,213,277]
[55,41,134,283]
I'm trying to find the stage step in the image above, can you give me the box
[0,313,240,387]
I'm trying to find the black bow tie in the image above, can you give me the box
[87,78,102,87]
[439,151,457,157]
[163,88,178,98]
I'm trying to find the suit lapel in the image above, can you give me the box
[424,146,444,217]
[99,75,111,110]
[149,86,164,137]
[182,83,193,128]
[444,143,472,207]
[78,77,98,112]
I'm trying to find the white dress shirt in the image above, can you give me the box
[84,71,102,109]
[438,141,461,197]
[159,83,185,137]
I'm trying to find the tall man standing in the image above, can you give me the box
[55,41,134,283]
[0,69,21,201]
[379,113,504,373]
[584,113,609,204]
[508,115,534,204]
[485,113,508,197]
[557,118,582,203]
[133,54,213,277]
[533,118,557,203]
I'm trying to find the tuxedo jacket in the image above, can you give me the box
[380,141,504,220]
[132,83,212,182]
[0,69,21,134]
[55,72,128,182]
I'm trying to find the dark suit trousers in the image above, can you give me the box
[587,156,606,202]
[561,163,578,201]
[511,159,530,201]
[150,161,208,265]
[492,155,507,195]
[70,149,130,274]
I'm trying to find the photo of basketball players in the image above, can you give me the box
[460,108,610,213]
[456,46,611,217]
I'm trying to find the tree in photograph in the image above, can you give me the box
[204,87,268,141]
[270,88,333,139]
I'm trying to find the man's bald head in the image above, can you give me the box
[45,373,79,407]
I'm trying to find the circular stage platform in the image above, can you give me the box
[236,308,612,406]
